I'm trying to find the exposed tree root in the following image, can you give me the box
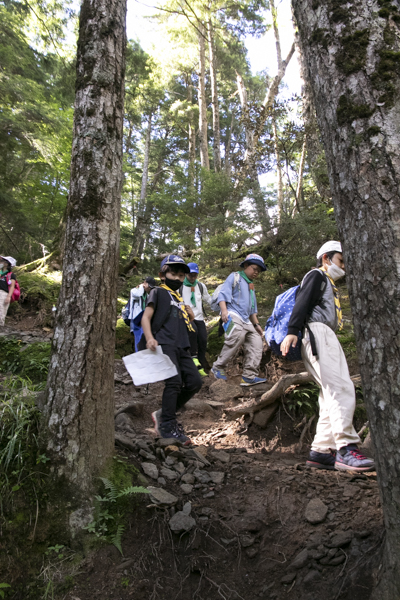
[224,372,362,419]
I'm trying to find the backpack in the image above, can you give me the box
[6,272,20,303]
[265,272,327,361]
[121,300,131,327]
[210,272,240,312]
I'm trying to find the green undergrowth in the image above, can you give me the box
[12,268,61,326]
[0,338,51,382]
[84,457,149,555]
[115,318,134,359]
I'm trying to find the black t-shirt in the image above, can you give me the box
[0,272,16,294]
[147,287,190,349]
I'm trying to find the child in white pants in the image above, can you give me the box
[281,241,374,473]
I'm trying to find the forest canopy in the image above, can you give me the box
[0,0,336,281]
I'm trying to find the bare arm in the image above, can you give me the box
[250,313,263,337]
[141,305,158,351]
[6,279,15,304]
[219,300,229,323]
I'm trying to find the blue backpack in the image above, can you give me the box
[265,272,327,361]
[265,286,302,361]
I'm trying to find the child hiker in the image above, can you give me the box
[280,241,375,473]
[127,276,156,351]
[0,256,17,326]
[211,253,267,386]
[180,262,212,376]
[141,255,203,445]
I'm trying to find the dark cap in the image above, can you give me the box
[144,276,157,288]
[160,254,190,273]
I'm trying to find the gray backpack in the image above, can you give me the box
[210,272,240,312]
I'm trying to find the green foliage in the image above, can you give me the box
[0,337,51,382]
[287,384,319,417]
[0,376,47,519]
[84,458,149,555]
[115,318,134,359]
[0,584,11,599]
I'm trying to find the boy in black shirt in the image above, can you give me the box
[141,255,203,445]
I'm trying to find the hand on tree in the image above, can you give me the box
[280,334,298,356]
[146,337,158,351]
[221,309,229,323]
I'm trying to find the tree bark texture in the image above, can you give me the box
[292,2,400,597]
[207,19,221,172]
[198,27,209,170]
[44,0,126,498]
[272,117,284,219]
[187,78,196,195]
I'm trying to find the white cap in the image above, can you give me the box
[0,256,17,267]
[316,241,342,259]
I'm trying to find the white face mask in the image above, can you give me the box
[327,262,345,281]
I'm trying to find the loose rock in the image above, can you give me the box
[160,467,178,481]
[209,450,230,464]
[148,487,178,506]
[141,462,158,480]
[209,471,225,485]
[289,548,308,570]
[305,498,328,524]
[180,484,193,494]
[209,379,242,403]
[181,473,195,485]
[169,511,196,533]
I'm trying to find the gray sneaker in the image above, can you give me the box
[335,444,375,472]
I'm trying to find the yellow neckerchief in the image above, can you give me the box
[319,267,343,330]
[160,283,195,332]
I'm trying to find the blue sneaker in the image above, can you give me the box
[240,376,267,387]
[335,444,375,472]
[211,367,227,381]
[306,450,336,470]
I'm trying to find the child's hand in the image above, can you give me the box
[221,309,229,323]
[146,338,158,351]
[280,334,298,356]
[185,305,195,321]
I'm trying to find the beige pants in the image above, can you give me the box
[0,290,9,326]
[302,322,360,453]
[213,313,263,378]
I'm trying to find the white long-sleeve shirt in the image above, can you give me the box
[128,284,147,320]
[181,282,212,321]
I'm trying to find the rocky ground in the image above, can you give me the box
[63,362,383,600]
[0,323,382,600]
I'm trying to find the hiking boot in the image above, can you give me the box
[211,367,227,381]
[335,444,375,472]
[306,450,336,470]
[151,409,162,437]
[159,420,191,446]
[240,376,267,387]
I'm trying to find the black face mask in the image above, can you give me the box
[164,276,182,291]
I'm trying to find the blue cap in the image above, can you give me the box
[187,262,199,274]
[160,254,190,273]
[239,253,266,272]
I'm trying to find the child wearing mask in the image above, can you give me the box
[281,241,375,473]
[0,256,17,326]
[141,255,203,445]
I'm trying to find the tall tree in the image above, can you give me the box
[293,1,400,597]
[44,0,126,516]
[198,26,209,170]
[207,18,221,171]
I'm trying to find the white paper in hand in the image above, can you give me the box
[123,346,178,386]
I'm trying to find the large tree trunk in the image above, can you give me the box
[272,116,284,219]
[293,2,400,597]
[187,77,196,195]
[207,19,221,172]
[198,26,209,170]
[44,0,126,515]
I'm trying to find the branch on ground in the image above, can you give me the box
[224,372,361,419]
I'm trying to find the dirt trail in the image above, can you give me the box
[66,365,383,600]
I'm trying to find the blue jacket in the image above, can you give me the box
[218,272,258,323]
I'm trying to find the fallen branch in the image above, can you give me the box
[224,372,362,419]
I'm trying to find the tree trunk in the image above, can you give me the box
[207,19,221,172]
[293,1,400,597]
[187,77,196,195]
[140,113,152,206]
[198,26,209,170]
[44,0,126,515]
[224,113,234,175]
[272,117,284,219]
[294,134,307,213]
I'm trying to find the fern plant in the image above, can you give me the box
[85,475,149,555]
